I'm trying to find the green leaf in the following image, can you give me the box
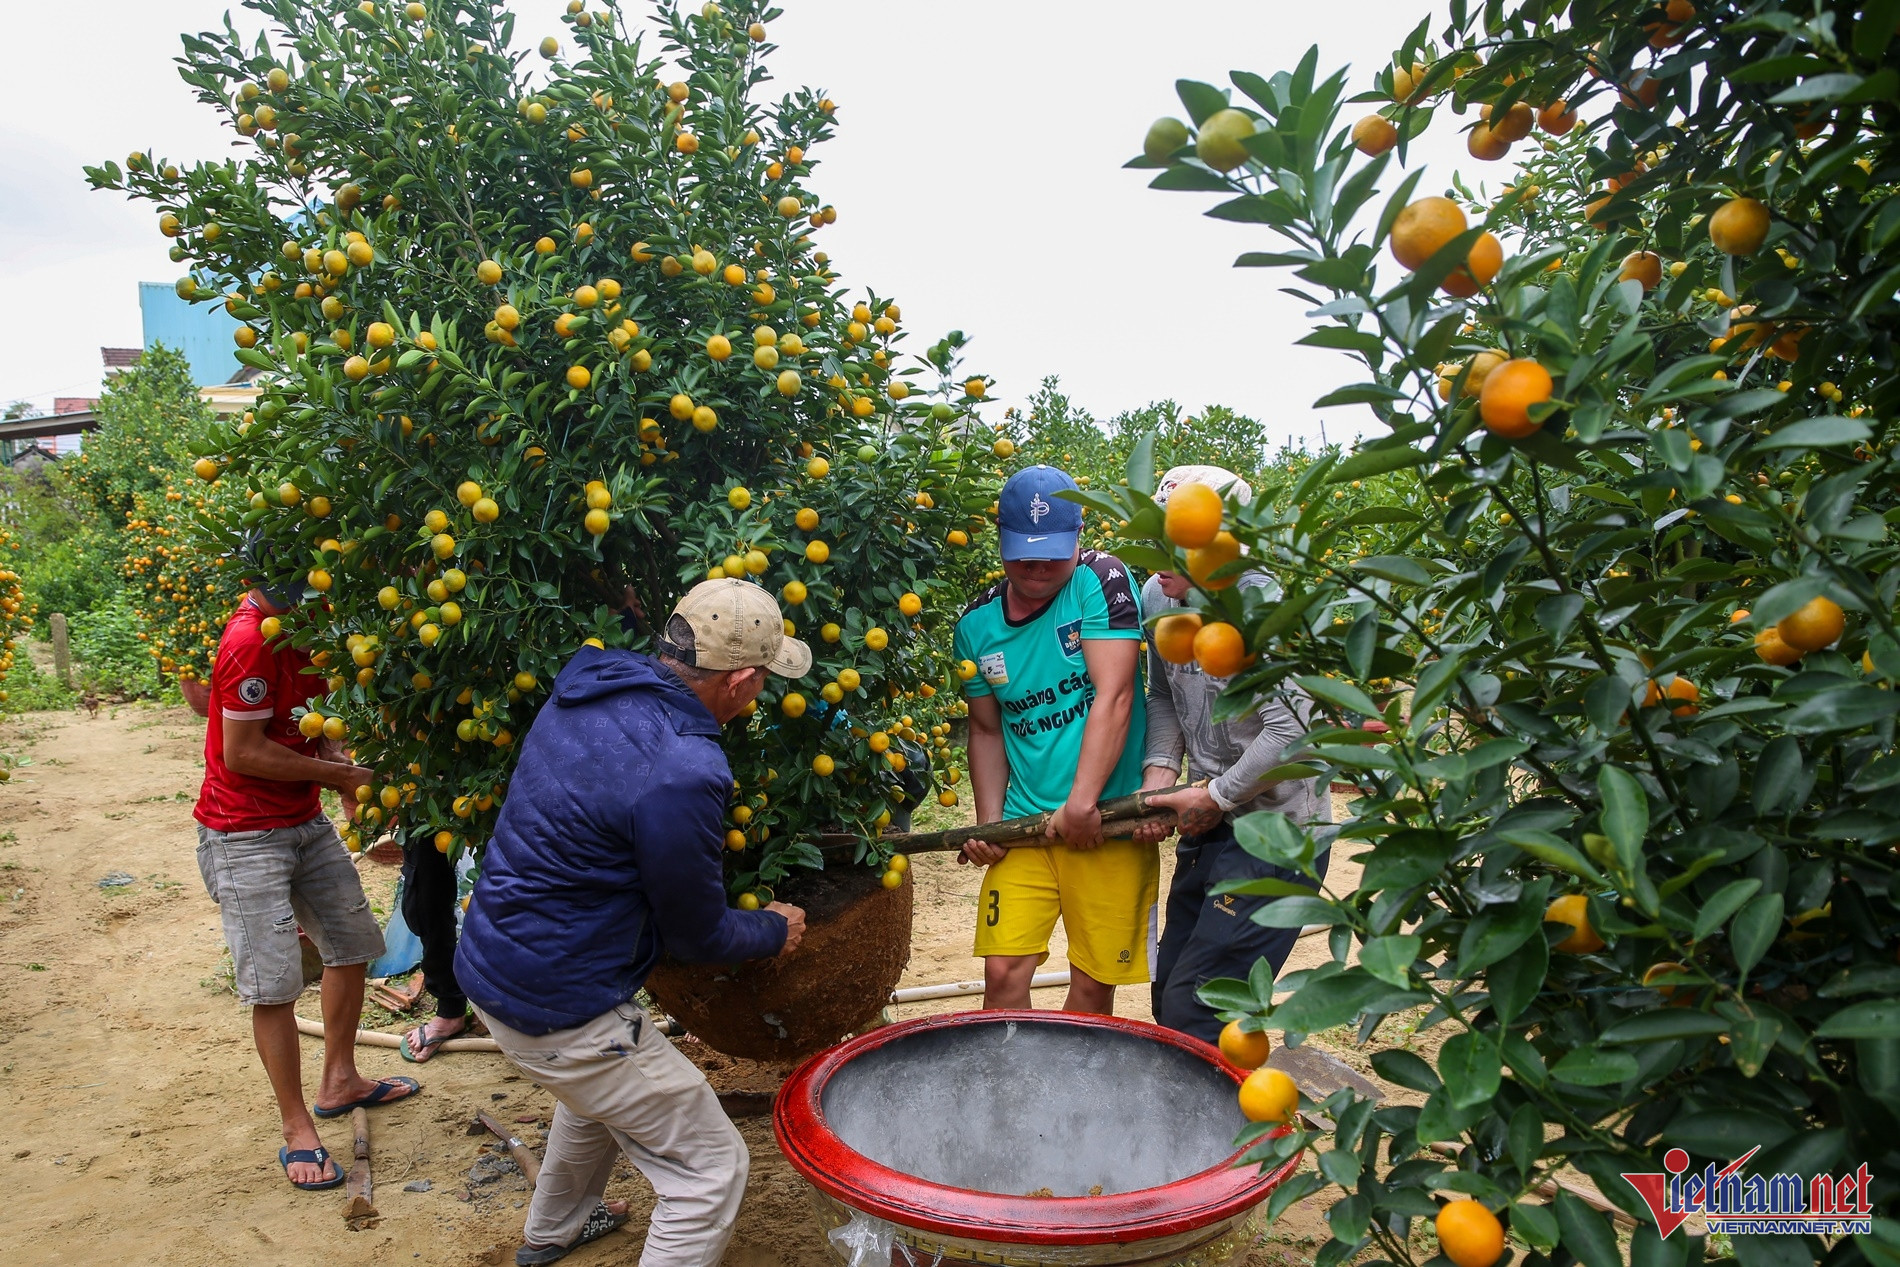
[1371,1048,1442,1093]
[1298,327,1386,356]
[1359,934,1420,987]
[1215,875,1325,898]
[1767,73,1865,103]
[1174,78,1232,125]
[1556,1190,1624,1267]
[1234,810,1319,874]
[1508,1103,1545,1174]
[1237,250,1323,268]
[1126,432,1157,496]
[1412,654,1463,716]
[1359,829,1456,890]
[1438,1030,1503,1109]
[1693,880,1762,943]
[1251,896,1345,929]
[1598,766,1648,872]
[1414,1087,1486,1143]
[1314,383,1408,408]
[1856,0,1900,56]
[1600,1010,1730,1043]
[1756,416,1872,450]
[1665,1109,1795,1157]
[1512,1200,1560,1250]
[1150,165,1235,193]
[1459,878,1551,972]
[1327,444,1428,483]
[1196,976,1260,1014]
[1486,931,1548,1024]
[1502,830,1605,883]
[1729,1014,1783,1077]
[1550,1045,1640,1085]
[1318,1146,1362,1188]
[1270,969,1415,1032]
[1267,1171,1324,1223]
[1258,589,1327,641]
[1295,674,1382,719]
[1783,686,1900,734]
[1731,892,1785,976]
[1352,554,1433,585]
[1816,1000,1900,1039]
[1640,355,1732,404]
[1345,613,1377,681]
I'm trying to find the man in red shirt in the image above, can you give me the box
[196,551,420,1189]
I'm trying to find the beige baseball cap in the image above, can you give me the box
[1155,464,1254,508]
[663,579,813,678]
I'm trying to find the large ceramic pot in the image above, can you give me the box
[180,677,212,718]
[774,1010,1297,1266]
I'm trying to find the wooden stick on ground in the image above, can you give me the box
[816,785,1190,856]
[343,1107,377,1222]
[476,1110,542,1186]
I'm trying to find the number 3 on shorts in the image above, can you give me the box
[986,889,1000,927]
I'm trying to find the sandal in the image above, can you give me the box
[313,1075,422,1118]
[400,1019,465,1063]
[515,1202,631,1265]
[279,1145,345,1190]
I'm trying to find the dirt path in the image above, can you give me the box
[0,703,1364,1265]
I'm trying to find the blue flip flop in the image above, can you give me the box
[279,1145,345,1190]
[313,1075,421,1118]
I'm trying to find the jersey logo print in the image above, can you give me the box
[979,652,1010,685]
[1055,618,1084,659]
[237,676,269,706]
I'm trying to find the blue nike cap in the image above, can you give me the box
[998,465,1083,561]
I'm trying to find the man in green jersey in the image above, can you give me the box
[953,466,1151,1014]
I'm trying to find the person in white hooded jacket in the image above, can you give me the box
[1134,465,1333,1042]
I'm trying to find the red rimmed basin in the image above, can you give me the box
[774,1010,1297,1265]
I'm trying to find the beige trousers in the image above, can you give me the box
[474,1002,748,1267]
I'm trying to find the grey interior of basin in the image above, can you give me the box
[819,1018,1245,1198]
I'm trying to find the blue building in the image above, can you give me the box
[138,282,243,388]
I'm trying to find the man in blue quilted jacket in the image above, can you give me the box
[456,579,810,1267]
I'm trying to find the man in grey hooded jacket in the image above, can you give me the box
[1135,466,1333,1042]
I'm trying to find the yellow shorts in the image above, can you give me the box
[971,839,1160,986]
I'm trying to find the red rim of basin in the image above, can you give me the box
[772,1009,1298,1246]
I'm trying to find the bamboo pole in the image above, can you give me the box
[817,786,1188,855]
[293,1015,501,1053]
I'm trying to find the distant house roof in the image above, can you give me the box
[54,397,99,415]
[101,347,143,368]
[4,441,62,470]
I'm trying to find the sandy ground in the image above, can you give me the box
[0,701,1375,1266]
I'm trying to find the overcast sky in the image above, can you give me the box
[0,0,1492,450]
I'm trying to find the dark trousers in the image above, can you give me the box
[1152,822,1331,1044]
[401,840,467,1020]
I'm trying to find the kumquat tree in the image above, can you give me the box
[118,467,252,689]
[0,528,30,718]
[85,0,998,892]
[1085,3,1900,1266]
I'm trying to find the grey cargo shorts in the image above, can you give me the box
[195,814,385,1006]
